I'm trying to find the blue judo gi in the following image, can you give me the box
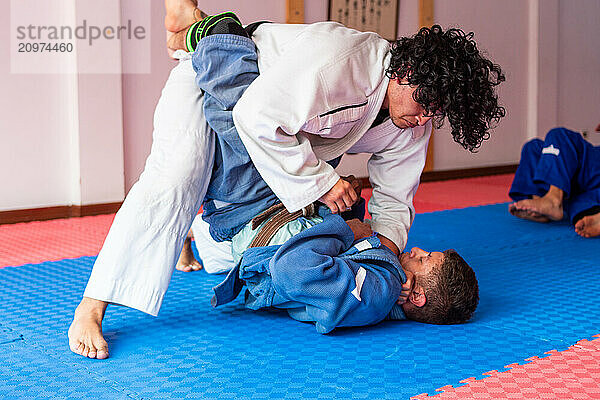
[212,213,407,334]
[193,34,278,241]
[510,127,600,223]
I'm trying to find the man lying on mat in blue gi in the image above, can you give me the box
[211,209,479,334]
[509,127,600,238]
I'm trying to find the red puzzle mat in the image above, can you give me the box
[0,214,115,268]
[413,335,600,399]
[0,174,513,268]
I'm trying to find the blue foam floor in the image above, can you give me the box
[0,203,598,399]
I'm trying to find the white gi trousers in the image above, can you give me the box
[84,53,216,316]
[191,216,234,275]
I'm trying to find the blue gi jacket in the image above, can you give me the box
[212,214,407,333]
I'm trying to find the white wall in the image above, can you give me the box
[120,0,173,193]
[0,3,73,210]
[432,0,530,170]
[1,0,125,211]
[75,1,125,206]
[3,0,600,211]
[557,0,600,146]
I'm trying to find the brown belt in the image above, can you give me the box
[248,202,317,248]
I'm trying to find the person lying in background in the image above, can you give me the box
[509,127,600,238]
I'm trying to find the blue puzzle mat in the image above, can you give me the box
[0,203,599,399]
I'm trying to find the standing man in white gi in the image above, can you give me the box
[68,0,505,359]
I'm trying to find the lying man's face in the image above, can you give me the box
[398,247,479,324]
[397,247,444,310]
[344,218,478,324]
[400,247,444,279]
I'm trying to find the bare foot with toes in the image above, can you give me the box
[176,234,203,272]
[508,201,551,223]
[68,297,109,359]
[509,190,564,222]
[574,213,600,238]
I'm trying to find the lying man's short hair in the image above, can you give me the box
[403,249,479,324]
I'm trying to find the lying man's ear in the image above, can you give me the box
[409,286,427,307]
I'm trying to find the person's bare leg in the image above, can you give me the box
[509,185,564,222]
[175,230,203,272]
[575,212,600,238]
[68,297,109,359]
[167,27,192,53]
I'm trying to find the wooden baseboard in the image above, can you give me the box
[420,164,518,182]
[0,202,122,225]
[358,164,518,188]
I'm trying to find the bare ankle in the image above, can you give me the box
[167,27,191,52]
[543,185,564,207]
[76,297,108,319]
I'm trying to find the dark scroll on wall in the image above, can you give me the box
[328,0,399,40]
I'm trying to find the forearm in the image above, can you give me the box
[368,203,411,253]
[377,233,399,256]
[367,123,432,251]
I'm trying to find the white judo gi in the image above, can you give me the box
[84,22,431,316]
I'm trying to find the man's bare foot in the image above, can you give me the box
[509,186,564,222]
[509,197,563,221]
[575,213,600,238]
[164,0,203,32]
[176,235,202,272]
[68,297,109,359]
[508,203,551,223]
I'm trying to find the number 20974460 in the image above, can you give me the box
[18,42,73,52]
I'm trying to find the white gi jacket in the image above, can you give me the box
[84,23,430,316]
[235,22,431,251]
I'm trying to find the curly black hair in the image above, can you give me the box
[387,25,506,152]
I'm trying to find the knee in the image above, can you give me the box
[154,61,207,133]
[545,127,577,142]
[521,138,543,158]
[137,133,214,194]
[544,127,587,153]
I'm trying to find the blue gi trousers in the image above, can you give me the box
[192,33,354,241]
[192,34,279,241]
[509,127,600,223]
